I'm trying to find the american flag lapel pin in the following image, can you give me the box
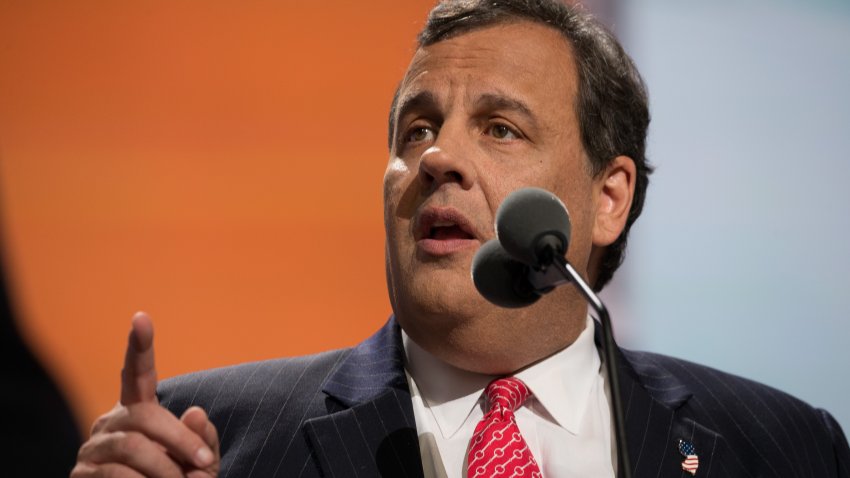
[679,440,699,476]
[678,439,699,475]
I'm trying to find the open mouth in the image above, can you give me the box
[428,222,475,241]
[416,207,479,255]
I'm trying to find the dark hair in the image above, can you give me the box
[389,0,652,291]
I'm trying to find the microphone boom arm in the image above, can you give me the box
[546,256,632,478]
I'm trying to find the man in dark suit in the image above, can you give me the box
[72,1,850,477]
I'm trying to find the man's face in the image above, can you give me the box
[383,20,606,373]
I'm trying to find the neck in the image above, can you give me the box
[397,288,589,375]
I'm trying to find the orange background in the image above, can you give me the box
[0,0,436,431]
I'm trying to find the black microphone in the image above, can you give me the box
[471,187,574,306]
[472,187,633,478]
[471,240,540,308]
[471,240,571,306]
[495,187,571,268]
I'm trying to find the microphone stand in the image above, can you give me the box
[533,251,632,478]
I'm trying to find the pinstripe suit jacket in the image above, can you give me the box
[159,317,850,477]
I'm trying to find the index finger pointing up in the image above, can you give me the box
[120,311,159,405]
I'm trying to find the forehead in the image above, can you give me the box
[398,20,578,115]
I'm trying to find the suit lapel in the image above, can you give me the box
[305,317,424,478]
[618,347,727,477]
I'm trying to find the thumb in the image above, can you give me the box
[182,406,221,474]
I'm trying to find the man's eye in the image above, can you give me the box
[405,127,435,143]
[488,124,519,140]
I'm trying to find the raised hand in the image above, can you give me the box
[72,312,220,477]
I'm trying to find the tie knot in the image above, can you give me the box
[485,377,530,413]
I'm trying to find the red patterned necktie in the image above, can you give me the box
[467,377,543,478]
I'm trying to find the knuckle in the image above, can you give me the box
[70,462,94,477]
[92,404,131,433]
[126,401,158,419]
[90,411,114,434]
[111,431,146,458]
[98,467,121,478]
[105,402,158,432]
[101,466,131,478]
[77,436,101,460]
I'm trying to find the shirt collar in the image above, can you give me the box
[403,316,601,438]
[515,316,601,434]
[403,330,493,439]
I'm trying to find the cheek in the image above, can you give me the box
[384,156,406,181]
[383,160,406,219]
[383,158,420,227]
[552,179,598,266]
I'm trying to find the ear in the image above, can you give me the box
[592,155,636,247]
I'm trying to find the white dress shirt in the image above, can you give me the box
[403,316,616,478]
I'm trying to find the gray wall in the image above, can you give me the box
[599,0,850,432]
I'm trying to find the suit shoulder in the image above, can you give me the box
[622,349,849,475]
[157,347,351,417]
[626,349,844,439]
[624,348,817,411]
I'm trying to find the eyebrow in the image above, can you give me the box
[392,90,539,141]
[395,91,440,125]
[474,94,538,129]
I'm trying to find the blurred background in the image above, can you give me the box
[605,0,850,436]
[1,0,848,471]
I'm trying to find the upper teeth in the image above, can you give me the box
[432,221,456,227]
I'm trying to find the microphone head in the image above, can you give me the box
[495,187,571,267]
[471,239,541,308]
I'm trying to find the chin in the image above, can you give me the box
[402,282,486,325]
[391,272,486,333]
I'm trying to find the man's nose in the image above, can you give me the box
[418,138,477,193]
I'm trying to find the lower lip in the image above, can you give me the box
[417,238,478,256]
